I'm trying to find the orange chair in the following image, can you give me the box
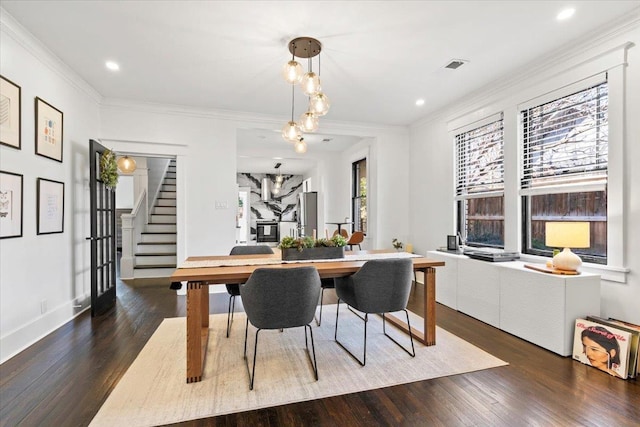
[332,229,349,239]
[346,231,364,250]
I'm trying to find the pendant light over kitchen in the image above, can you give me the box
[272,163,283,195]
[281,36,330,152]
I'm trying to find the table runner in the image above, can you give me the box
[178,251,420,269]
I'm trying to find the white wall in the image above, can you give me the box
[0,13,101,362]
[314,131,410,250]
[116,176,134,209]
[100,106,411,261]
[410,20,640,324]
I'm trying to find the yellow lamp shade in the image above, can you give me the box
[545,222,590,248]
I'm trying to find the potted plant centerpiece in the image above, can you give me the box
[279,234,347,261]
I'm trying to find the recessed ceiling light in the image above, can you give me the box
[416,99,425,107]
[557,8,575,21]
[105,61,120,71]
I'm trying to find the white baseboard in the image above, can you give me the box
[0,299,90,364]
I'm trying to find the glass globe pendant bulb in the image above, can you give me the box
[282,60,303,84]
[294,140,308,154]
[309,92,330,116]
[300,72,321,96]
[117,155,137,173]
[299,111,319,132]
[282,121,301,142]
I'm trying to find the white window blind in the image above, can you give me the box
[521,81,608,194]
[455,117,504,200]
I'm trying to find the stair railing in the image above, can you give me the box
[120,188,147,279]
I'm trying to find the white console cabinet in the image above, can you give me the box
[427,251,601,356]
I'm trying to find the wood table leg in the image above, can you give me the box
[186,281,209,383]
[383,266,436,346]
[423,267,436,345]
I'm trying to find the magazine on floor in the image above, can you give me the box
[591,317,640,378]
[573,318,631,379]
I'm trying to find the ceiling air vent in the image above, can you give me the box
[445,59,467,70]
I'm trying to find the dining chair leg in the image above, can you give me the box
[315,286,326,326]
[226,295,235,338]
[304,324,319,380]
[243,319,261,390]
[335,300,368,366]
[382,309,416,357]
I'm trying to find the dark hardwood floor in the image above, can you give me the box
[1,277,638,426]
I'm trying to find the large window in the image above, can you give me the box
[352,158,367,234]
[521,80,608,264]
[455,116,504,247]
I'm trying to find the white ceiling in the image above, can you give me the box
[3,1,639,173]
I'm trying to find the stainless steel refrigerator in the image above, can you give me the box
[297,192,318,237]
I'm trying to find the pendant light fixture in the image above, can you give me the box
[272,163,283,195]
[282,84,301,143]
[117,155,137,173]
[282,36,330,152]
[294,137,307,154]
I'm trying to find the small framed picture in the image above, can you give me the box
[37,178,64,235]
[0,170,23,239]
[35,97,63,162]
[0,75,21,150]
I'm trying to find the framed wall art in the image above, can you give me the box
[35,97,63,162]
[0,170,24,239]
[37,177,64,235]
[0,75,21,149]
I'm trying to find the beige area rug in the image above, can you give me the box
[90,306,507,426]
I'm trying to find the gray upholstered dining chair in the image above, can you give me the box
[334,258,415,366]
[240,266,321,390]
[225,245,274,338]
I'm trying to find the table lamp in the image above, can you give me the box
[545,222,590,271]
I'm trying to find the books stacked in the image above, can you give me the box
[573,317,640,379]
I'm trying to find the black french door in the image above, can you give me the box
[89,139,117,316]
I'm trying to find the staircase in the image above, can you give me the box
[133,160,177,278]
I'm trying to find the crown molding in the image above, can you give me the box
[0,7,103,104]
[411,9,640,129]
[100,98,409,137]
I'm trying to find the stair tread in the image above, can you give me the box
[141,232,176,235]
[138,241,177,245]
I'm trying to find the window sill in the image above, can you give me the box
[517,254,629,283]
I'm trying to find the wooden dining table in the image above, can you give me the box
[170,250,445,383]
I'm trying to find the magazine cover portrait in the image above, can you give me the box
[573,319,630,379]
